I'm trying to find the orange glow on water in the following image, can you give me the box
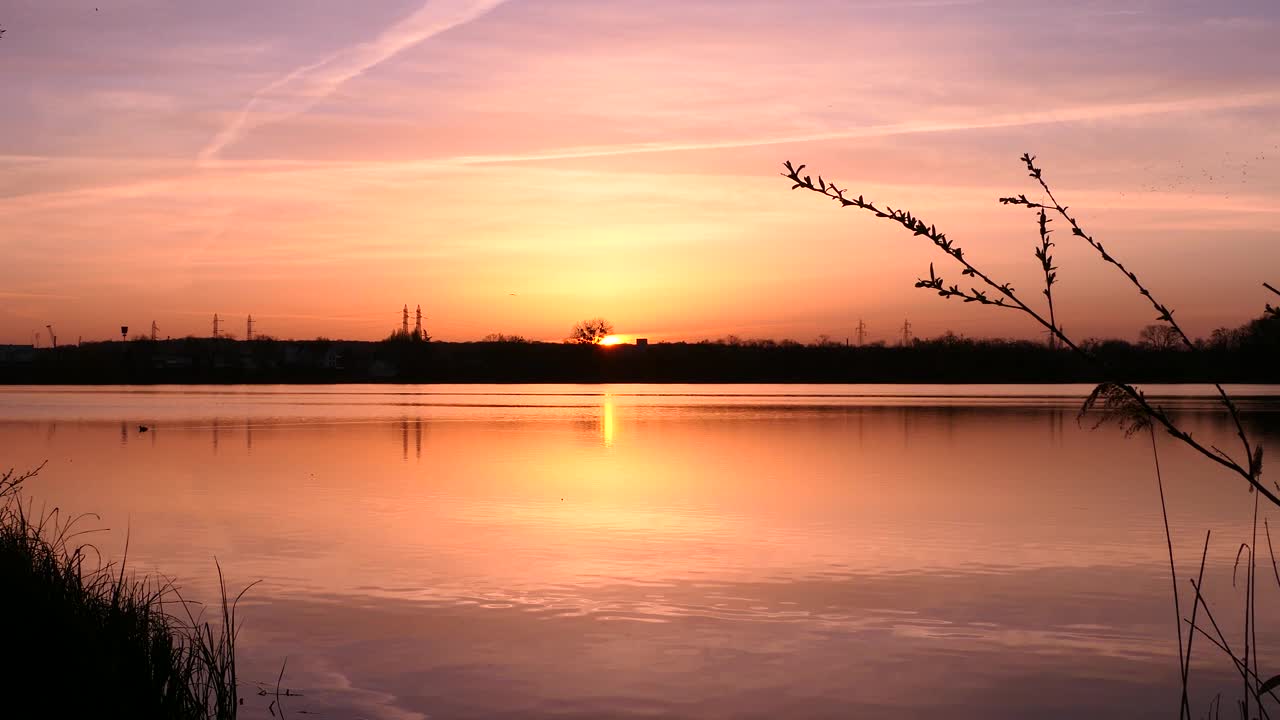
[2,385,1277,716]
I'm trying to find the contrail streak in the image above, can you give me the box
[199,0,509,164]
[449,90,1280,165]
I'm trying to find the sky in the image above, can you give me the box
[1,0,1278,344]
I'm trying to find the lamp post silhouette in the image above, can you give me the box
[121,326,129,342]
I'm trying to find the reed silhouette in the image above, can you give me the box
[782,153,1277,718]
[0,464,266,719]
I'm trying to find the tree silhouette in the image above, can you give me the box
[567,318,614,345]
[1138,324,1180,351]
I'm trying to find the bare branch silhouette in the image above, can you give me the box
[1000,154,1259,488]
[782,156,1275,506]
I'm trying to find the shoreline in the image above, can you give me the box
[3,336,1276,385]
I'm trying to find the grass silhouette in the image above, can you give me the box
[0,464,251,719]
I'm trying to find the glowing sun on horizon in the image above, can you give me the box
[599,335,624,346]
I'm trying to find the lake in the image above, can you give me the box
[3,384,1279,719]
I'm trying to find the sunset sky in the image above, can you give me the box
[2,0,1278,344]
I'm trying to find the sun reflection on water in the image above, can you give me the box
[602,394,616,447]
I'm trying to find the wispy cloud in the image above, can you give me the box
[198,0,511,164]
[450,90,1280,165]
[0,291,82,301]
[6,83,1277,215]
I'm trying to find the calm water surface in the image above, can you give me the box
[3,384,1280,719]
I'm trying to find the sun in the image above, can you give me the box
[598,335,624,346]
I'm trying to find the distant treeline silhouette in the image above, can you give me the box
[2,311,1275,384]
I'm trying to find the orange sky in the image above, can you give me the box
[2,1,1278,345]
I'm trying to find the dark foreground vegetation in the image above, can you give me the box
[0,465,246,719]
[782,153,1279,718]
[1,311,1277,385]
